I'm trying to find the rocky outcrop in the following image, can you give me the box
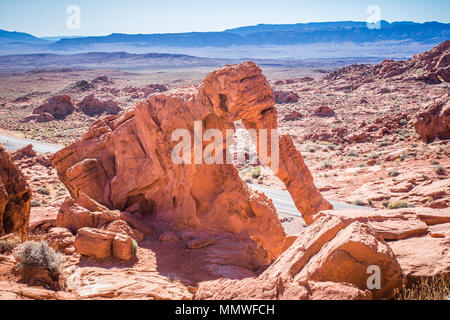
[316,207,450,282]
[11,145,52,168]
[32,95,74,120]
[414,96,450,142]
[314,106,335,117]
[0,143,31,241]
[326,40,450,84]
[273,90,299,104]
[92,75,112,84]
[22,112,56,123]
[74,227,117,259]
[76,95,121,116]
[195,215,404,300]
[142,84,168,98]
[52,62,332,260]
[56,196,152,237]
[304,112,409,144]
[283,111,302,121]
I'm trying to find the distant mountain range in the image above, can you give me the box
[0,21,449,58]
[49,21,450,49]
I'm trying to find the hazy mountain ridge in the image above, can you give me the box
[49,21,450,49]
[0,21,448,58]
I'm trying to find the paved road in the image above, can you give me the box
[0,133,365,220]
[250,184,366,219]
[0,133,63,154]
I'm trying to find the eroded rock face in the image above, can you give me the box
[32,95,74,120]
[315,207,450,282]
[195,215,404,300]
[52,62,332,260]
[326,40,450,84]
[273,90,299,104]
[414,95,450,142]
[76,94,121,116]
[0,143,31,241]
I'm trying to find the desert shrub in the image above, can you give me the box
[389,170,400,177]
[394,275,450,300]
[257,176,264,185]
[16,241,61,278]
[319,159,333,169]
[388,200,412,209]
[250,167,262,179]
[347,150,359,157]
[37,186,51,196]
[30,200,41,207]
[328,144,337,151]
[379,141,390,147]
[352,199,366,207]
[0,235,21,253]
[307,145,316,153]
[132,239,138,257]
[434,165,446,176]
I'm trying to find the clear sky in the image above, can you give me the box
[0,0,449,37]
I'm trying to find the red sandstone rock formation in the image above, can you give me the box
[142,84,168,98]
[76,94,121,116]
[414,95,450,142]
[326,40,450,84]
[314,106,335,117]
[283,111,302,121]
[52,62,332,260]
[32,95,74,120]
[195,215,405,300]
[273,90,299,104]
[0,143,31,241]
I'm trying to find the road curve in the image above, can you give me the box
[0,133,366,220]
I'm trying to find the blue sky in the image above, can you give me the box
[0,0,449,37]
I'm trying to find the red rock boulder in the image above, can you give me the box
[76,94,121,116]
[195,215,405,300]
[0,143,31,241]
[414,96,450,142]
[273,90,299,104]
[33,95,74,120]
[315,106,336,117]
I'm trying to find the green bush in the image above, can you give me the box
[132,239,138,256]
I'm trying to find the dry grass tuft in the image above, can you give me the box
[394,275,450,300]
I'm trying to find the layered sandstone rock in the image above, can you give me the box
[0,143,31,241]
[52,62,332,260]
[273,90,299,104]
[314,106,335,117]
[76,94,121,116]
[74,227,116,259]
[326,40,450,84]
[315,207,450,281]
[32,95,74,120]
[195,215,405,300]
[414,95,450,142]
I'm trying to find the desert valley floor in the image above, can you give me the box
[0,41,449,300]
